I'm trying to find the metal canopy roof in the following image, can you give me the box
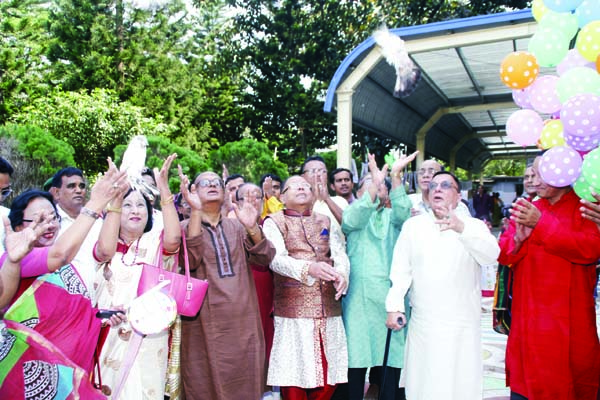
[324,9,548,172]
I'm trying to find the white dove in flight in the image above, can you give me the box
[120,135,159,199]
[372,25,421,98]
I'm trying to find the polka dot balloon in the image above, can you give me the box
[506,109,544,146]
[530,75,562,114]
[573,173,599,202]
[565,132,600,151]
[500,51,540,89]
[512,87,533,109]
[528,26,570,67]
[540,119,566,149]
[575,21,600,62]
[560,93,600,137]
[582,147,600,188]
[542,0,583,13]
[539,145,583,187]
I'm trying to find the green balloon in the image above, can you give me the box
[556,67,600,103]
[539,10,579,40]
[581,148,600,189]
[528,26,569,67]
[573,174,599,202]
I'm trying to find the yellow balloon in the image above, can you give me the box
[576,21,600,62]
[532,0,550,22]
[539,119,566,149]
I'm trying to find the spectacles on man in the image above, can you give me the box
[22,213,61,224]
[417,168,438,176]
[1,186,12,199]
[428,181,458,192]
[282,182,312,194]
[196,178,223,188]
[66,182,86,190]
[303,168,327,176]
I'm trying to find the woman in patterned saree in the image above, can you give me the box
[94,153,180,399]
[0,161,128,399]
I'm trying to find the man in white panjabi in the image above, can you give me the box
[386,171,500,400]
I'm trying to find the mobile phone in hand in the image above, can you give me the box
[96,310,121,319]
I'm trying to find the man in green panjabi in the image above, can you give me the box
[341,152,417,400]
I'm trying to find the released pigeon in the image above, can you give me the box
[372,25,421,98]
[120,135,159,200]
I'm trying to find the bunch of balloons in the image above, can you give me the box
[499,0,600,200]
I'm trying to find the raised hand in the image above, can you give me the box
[154,153,177,197]
[510,198,541,228]
[178,165,202,211]
[433,207,464,233]
[89,158,129,208]
[232,194,260,229]
[367,153,388,186]
[262,176,273,199]
[3,213,54,263]
[391,150,419,175]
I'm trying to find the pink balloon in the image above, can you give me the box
[512,87,533,109]
[506,109,544,146]
[529,75,562,114]
[539,145,583,186]
[557,48,596,76]
[565,132,600,151]
[560,93,600,137]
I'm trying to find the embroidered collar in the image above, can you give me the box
[284,209,312,217]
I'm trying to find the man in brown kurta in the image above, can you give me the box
[178,170,276,400]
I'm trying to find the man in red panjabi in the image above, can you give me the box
[499,156,600,400]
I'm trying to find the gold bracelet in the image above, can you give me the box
[390,172,403,178]
[160,195,174,207]
[247,224,260,236]
[106,203,122,213]
[81,207,101,220]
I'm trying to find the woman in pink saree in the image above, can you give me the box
[0,161,128,399]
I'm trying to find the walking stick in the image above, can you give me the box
[379,318,404,400]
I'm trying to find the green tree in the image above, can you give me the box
[0,124,76,196]
[209,138,288,184]
[113,135,211,193]
[12,88,177,175]
[0,0,51,123]
[217,0,529,167]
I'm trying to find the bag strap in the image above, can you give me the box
[180,228,191,280]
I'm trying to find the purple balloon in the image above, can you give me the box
[506,109,544,146]
[557,48,596,76]
[512,87,533,109]
[560,93,600,137]
[529,75,562,114]
[539,145,583,186]
[565,132,600,151]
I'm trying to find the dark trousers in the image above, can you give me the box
[331,367,404,400]
[510,392,527,400]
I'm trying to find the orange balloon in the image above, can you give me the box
[499,51,540,89]
[597,54,600,73]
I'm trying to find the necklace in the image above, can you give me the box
[119,237,141,266]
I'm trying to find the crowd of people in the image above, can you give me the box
[0,148,600,400]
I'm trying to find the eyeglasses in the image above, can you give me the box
[428,181,458,192]
[417,168,438,176]
[1,186,12,199]
[303,168,327,175]
[197,178,223,188]
[66,182,86,190]
[23,213,61,224]
[282,183,312,194]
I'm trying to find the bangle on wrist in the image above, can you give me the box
[247,224,260,236]
[160,194,174,207]
[106,203,122,214]
[390,172,403,178]
[81,207,101,220]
